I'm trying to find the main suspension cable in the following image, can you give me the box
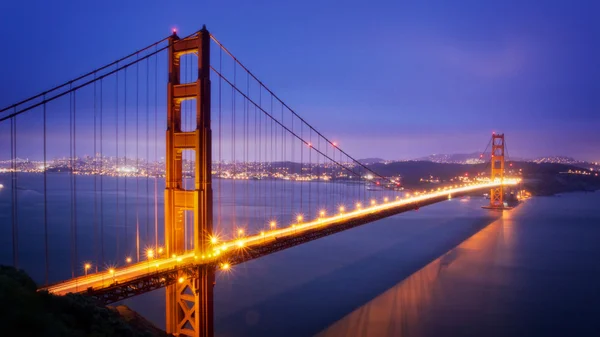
[1,31,200,123]
[210,35,396,187]
[211,66,379,185]
[0,36,170,114]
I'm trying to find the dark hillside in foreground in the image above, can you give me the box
[0,266,170,337]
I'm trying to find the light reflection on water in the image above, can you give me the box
[317,193,600,337]
[128,193,502,336]
[316,207,515,337]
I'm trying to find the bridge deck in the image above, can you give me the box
[41,180,518,303]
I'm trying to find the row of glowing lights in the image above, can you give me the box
[202,179,520,268]
[74,246,228,290]
[73,179,518,285]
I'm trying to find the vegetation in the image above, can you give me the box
[0,266,170,337]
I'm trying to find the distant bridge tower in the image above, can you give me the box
[489,133,505,208]
[164,26,214,337]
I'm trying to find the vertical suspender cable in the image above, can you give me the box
[254,100,258,224]
[73,90,78,275]
[100,79,104,271]
[281,104,284,222]
[232,64,236,232]
[136,58,140,262]
[93,75,98,273]
[309,128,312,218]
[290,113,294,219]
[317,136,320,212]
[264,89,268,222]
[145,55,150,248]
[270,96,274,221]
[218,47,222,232]
[124,67,128,258]
[245,73,249,227]
[43,95,49,284]
[11,111,18,268]
[300,123,303,216]
[116,64,120,259]
[69,85,74,278]
[154,47,158,250]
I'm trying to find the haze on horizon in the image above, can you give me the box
[0,0,598,161]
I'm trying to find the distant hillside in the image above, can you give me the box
[365,160,600,195]
[531,156,581,164]
[415,152,484,164]
[415,152,527,164]
[357,158,386,164]
[367,160,484,185]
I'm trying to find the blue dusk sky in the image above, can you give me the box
[0,0,599,161]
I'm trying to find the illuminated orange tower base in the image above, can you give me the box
[482,133,512,210]
[164,26,214,337]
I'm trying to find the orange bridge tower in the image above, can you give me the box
[164,26,214,337]
[488,133,505,209]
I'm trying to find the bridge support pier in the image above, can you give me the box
[165,26,213,337]
[166,266,215,337]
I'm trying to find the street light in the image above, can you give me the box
[109,268,115,283]
[146,249,154,274]
[270,221,276,229]
[84,263,91,277]
[339,206,345,214]
[297,215,303,224]
[125,257,132,264]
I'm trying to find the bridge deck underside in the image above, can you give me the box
[63,191,465,304]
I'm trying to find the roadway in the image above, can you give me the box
[43,179,519,297]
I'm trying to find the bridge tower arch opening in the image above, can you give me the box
[165,25,214,337]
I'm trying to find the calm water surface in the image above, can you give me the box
[1,174,598,336]
[129,192,600,336]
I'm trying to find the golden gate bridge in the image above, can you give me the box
[0,26,518,337]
